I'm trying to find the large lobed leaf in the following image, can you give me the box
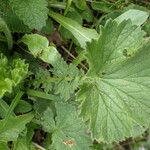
[41,103,92,150]
[10,0,48,30]
[77,19,150,142]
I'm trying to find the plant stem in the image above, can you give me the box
[61,46,88,71]
[5,91,24,121]
[27,89,60,101]
[33,142,46,150]
[58,0,72,31]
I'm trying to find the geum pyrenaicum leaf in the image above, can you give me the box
[41,103,92,150]
[49,10,98,49]
[10,0,48,30]
[114,9,149,26]
[77,19,150,142]
[22,34,84,101]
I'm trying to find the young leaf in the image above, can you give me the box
[0,113,33,142]
[77,20,150,142]
[0,54,28,98]
[10,0,48,30]
[41,103,92,150]
[49,11,98,49]
[115,9,149,26]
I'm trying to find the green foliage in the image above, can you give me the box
[49,10,98,49]
[41,103,91,150]
[10,0,48,30]
[21,34,60,64]
[78,27,150,142]
[0,1,150,149]
[0,113,33,142]
[0,54,28,98]
[114,9,149,26]
[0,17,13,50]
[0,0,31,33]
[22,34,84,100]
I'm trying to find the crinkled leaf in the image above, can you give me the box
[115,9,149,26]
[10,0,48,30]
[0,113,34,142]
[42,103,91,150]
[0,0,31,33]
[49,11,98,49]
[0,54,28,98]
[77,20,150,142]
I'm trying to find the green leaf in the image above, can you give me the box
[0,54,28,98]
[5,91,23,121]
[10,0,48,30]
[91,1,116,13]
[21,34,60,65]
[0,113,34,142]
[77,20,150,142]
[49,11,98,49]
[52,57,84,100]
[73,0,86,10]
[41,103,92,150]
[15,100,32,114]
[14,139,29,150]
[22,34,83,100]
[0,17,13,50]
[89,19,145,75]
[41,18,53,35]
[0,142,9,150]
[60,10,83,42]
[0,99,13,118]
[115,9,149,26]
[0,0,31,33]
